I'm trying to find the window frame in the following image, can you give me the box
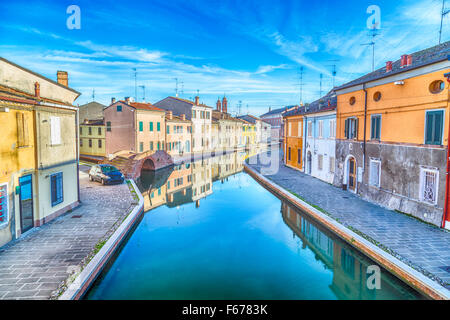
[424,109,445,146]
[369,159,381,188]
[50,172,64,207]
[370,114,382,141]
[419,167,439,205]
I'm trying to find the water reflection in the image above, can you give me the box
[137,152,247,212]
[281,202,423,300]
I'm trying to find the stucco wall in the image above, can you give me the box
[136,110,166,153]
[105,103,135,155]
[335,140,446,226]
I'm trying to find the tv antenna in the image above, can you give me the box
[139,85,146,102]
[237,100,242,115]
[173,78,179,97]
[92,89,95,101]
[180,81,184,96]
[297,67,304,105]
[361,28,379,71]
[132,68,137,101]
[439,0,450,44]
[327,60,340,88]
[319,74,323,98]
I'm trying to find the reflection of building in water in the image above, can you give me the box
[281,202,420,300]
[191,158,213,207]
[166,163,193,205]
[211,153,244,182]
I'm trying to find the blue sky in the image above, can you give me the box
[0,0,448,116]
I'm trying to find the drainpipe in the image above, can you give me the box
[442,74,450,228]
[363,84,368,174]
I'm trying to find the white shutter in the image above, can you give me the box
[50,116,61,145]
[298,122,302,137]
[369,160,381,187]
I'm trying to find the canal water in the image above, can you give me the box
[85,152,424,300]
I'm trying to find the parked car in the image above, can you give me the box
[89,164,125,185]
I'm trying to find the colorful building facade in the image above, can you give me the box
[334,42,450,227]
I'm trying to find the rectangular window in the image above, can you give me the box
[80,139,83,147]
[139,122,143,132]
[371,115,381,140]
[344,118,358,139]
[150,122,154,131]
[80,127,83,135]
[88,127,92,136]
[369,160,381,187]
[117,105,122,112]
[318,155,323,171]
[139,142,144,152]
[98,140,102,148]
[288,147,291,161]
[288,122,292,136]
[50,116,61,145]
[98,127,102,136]
[307,121,313,138]
[297,149,301,165]
[157,122,161,132]
[420,168,439,205]
[329,157,335,173]
[298,122,302,137]
[107,122,111,132]
[318,120,324,138]
[89,139,92,147]
[192,110,196,118]
[167,125,170,134]
[50,172,63,207]
[17,112,30,147]
[330,120,336,138]
[425,110,444,145]
[0,184,8,224]
[150,141,153,151]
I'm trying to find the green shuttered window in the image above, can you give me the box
[425,110,444,145]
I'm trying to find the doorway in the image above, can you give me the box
[348,158,357,192]
[19,175,34,234]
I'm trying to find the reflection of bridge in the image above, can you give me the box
[102,150,174,179]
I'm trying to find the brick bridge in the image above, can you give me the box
[102,150,174,179]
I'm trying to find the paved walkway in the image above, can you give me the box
[0,172,135,300]
[249,151,450,290]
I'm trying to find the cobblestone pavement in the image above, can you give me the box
[0,172,135,300]
[249,151,450,289]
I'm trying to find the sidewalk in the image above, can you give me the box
[0,172,136,300]
[248,153,450,290]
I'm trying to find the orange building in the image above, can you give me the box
[283,109,304,171]
[334,41,450,228]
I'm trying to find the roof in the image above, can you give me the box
[237,114,260,124]
[283,90,337,118]
[0,57,81,96]
[211,110,242,123]
[129,101,164,112]
[335,41,450,91]
[0,84,74,107]
[79,101,106,109]
[81,119,104,126]
[154,96,212,120]
[260,106,287,118]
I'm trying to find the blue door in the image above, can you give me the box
[19,175,33,233]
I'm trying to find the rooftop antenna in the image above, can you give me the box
[92,89,95,101]
[237,100,242,115]
[439,0,450,44]
[361,28,379,72]
[319,74,323,98]
[139,85,146,102]
[174,78,179,97]
[246,104,249,115]
[297,67,304,105]
[327,60,339,88]
[132,68,137,101]
[180,81,184,96]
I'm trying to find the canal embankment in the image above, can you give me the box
[245,159,450,300]
[0,171,142,300]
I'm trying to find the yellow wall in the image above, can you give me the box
[80,124,106,156]
[337,68,450,146]
[136,110,166,153]
[284,115,303,170]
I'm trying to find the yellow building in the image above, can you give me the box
[80,120,106,157]
[334,42,450,227]
[0,57,80,248]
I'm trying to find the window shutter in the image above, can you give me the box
[17,112,24,147]
[376,116,381,139]
[434,111,443,145]
[425,113,434,145]
[50,117,61,145]
[344,119,349,139]
[371,117,375,139]
[354,118,359,139]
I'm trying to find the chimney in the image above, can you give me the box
[400,55,408,68]
[181,114,186,121]
[125,97,131,104]
[111,97,116,104]
[386,61,393,72]
[222,96,228,114]
[195,96,199,105]
[57,71,68,87]
[407,54,413,66]
[34,82,40,98]
[168,111,173,120]
[216,98,221,111]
